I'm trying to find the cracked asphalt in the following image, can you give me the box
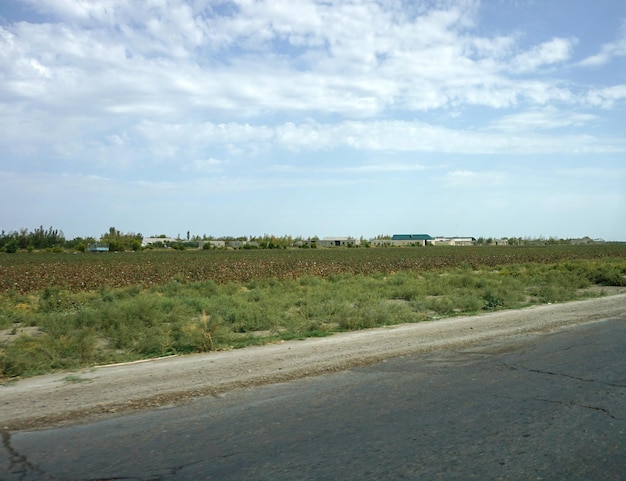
[1,313,624,480]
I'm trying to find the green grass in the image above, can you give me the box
[0,254,625,379]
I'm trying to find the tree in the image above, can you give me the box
[5,239,18,253]
[101,227,143,252]
[29,225,64,249]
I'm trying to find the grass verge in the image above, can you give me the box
[1,257,625,380]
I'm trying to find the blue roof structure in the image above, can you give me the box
[391,234,433,241]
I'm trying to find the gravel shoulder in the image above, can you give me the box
[2,293,625,431]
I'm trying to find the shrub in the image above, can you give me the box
[1,330,98,378]
[483,292,504,310]
[5,240,18,254]
[589,264,626,286]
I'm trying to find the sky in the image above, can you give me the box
[1,0,625,241]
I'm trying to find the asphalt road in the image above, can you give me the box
[2,317,625,481]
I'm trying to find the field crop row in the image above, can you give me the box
[1,244,625,294]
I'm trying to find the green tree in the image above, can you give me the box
[5,239,18,253]
[100,227,143,252]
[29,225,64,249]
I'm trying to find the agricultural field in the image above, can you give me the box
[2,244,626,294]
[1,244,625,380]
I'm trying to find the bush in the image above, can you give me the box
[5,240,18,254]
[1,331,98,378]
[483,292,504,310]
[589,264,626,286]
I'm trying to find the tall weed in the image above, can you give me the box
[2,257,625,379]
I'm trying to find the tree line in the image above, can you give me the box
[0,226,307,253]
[0,226,142,253]
[0,226,603,254]
[0,226,66,253]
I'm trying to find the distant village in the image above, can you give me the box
[137,234,604,251]
[0,226,606,253]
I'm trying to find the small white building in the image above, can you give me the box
[432,237,476,246]
[142,237,179,247]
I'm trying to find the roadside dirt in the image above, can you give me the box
[2,292,625,431]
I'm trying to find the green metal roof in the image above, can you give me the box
[391,234,433,241]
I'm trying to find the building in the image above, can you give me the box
[390,234,433,246]
[432,237,477,246]
[87,242,109,252]
[293,239,318,248]
[318,237,360,247]
[142,237,179,247]
[204,240,225,249]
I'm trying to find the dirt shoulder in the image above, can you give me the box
[2,293,625,431]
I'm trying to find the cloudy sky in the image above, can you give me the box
[1,0,625,240]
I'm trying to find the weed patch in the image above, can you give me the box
[1,253,625,379]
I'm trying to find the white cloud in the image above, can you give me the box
[133,119,626,156]
[512,37,575,72]
[578,36,626,67]
[488,108,597,132]
[0,0,587,127]
[585,84,626,108]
